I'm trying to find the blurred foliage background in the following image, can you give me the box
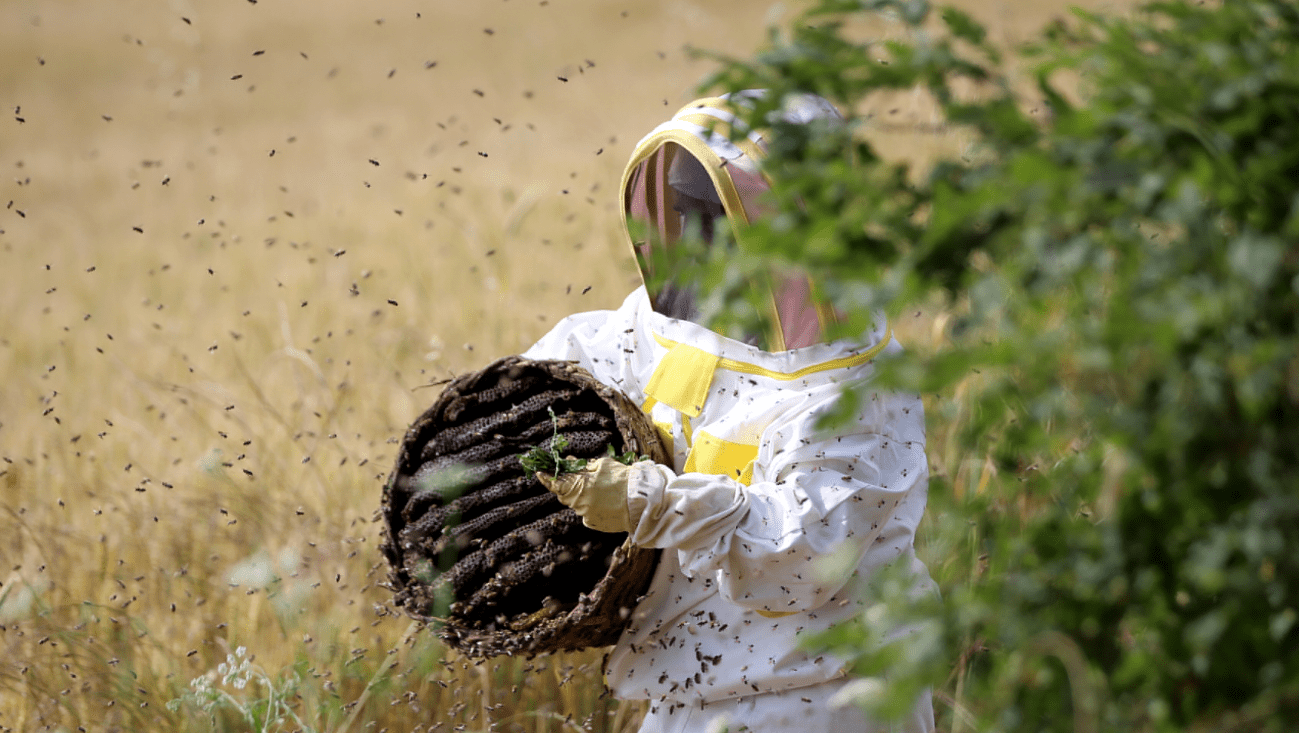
[689,0,1299,731]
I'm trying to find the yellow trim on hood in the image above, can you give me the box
[673,96,770,170]
[620,128,750,233]
[619,98,767,262]
[619,94,856,354]
[620,125,788,349]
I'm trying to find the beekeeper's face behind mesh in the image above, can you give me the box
[665,150,727,248]
[624,144,748,328]
[620,92,844,352]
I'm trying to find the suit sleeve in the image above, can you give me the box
[625,394,928,616]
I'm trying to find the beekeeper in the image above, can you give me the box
[524,91,936,733]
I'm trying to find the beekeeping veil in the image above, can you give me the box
[621,90,844,352]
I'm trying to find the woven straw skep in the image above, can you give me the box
[380,356,668,658]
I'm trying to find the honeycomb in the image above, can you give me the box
[380,356,668,657]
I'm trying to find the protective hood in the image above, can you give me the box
[620,90,844,352]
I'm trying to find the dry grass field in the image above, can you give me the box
[1,0,1134,730]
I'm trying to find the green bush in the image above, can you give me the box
[691,0,1299,730]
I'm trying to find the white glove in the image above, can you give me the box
[537,457,636,533]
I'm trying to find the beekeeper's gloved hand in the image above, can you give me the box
[537,457,634,533]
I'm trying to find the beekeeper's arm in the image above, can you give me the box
[626,402,927,616]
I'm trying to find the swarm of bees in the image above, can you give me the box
[1,0,713,724]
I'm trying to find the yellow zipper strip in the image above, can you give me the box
[650,327,891,381]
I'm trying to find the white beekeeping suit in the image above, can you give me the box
[524,91,936,733]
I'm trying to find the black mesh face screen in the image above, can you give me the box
[380,357,669,658]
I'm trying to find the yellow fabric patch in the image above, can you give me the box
[684,430,758,486]
[652,420,675,456]
[650,329,893,380]
[644,342,721,418]
[641,395,678,457]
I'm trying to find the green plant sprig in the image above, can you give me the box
[518,407,647,478]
